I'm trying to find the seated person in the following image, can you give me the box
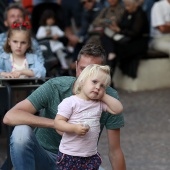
[149,0,170,56]
[36,9,69,70]
[0,21,46,78]
[101,0,149,78]
[69,0,103,73]
[0,3,44,64]
[88,0,125,42]
[61,0,83,42]
[0,22,46,133]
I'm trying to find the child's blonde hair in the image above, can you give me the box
[75,64,111,94]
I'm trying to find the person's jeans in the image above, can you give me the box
[10,125,57,170]
[9,125,105,170]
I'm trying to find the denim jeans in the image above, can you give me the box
[9,125,105,170]
[10,125,57,170]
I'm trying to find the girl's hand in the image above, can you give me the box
[0,72,15,78]
[74,124,90,136]
[46,29,51,36]
[11,71,21,78]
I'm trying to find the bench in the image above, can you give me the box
[113,49,170,91]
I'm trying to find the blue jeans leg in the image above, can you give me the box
[1,159,8,170]
[10,125,57,170]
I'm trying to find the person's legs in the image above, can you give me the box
[56,151,102,170]
[61,0,82,29]
[85,153,102,170]
[10,125,57,170]
[100,34,117,69]
[1,159,8,170]
[101,34,115,55]
[55,49,69,69]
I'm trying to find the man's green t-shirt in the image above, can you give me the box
[27,76,124,154]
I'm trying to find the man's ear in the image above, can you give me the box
[75,61,78,69]
[4,20,9,27]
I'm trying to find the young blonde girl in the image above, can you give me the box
[0,21,46,78]
[54,64,123,170]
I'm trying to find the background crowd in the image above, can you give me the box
[0,0,170,170]
[1,0,168,80]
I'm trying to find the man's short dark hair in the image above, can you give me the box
[4,3,26,20]
[77,41,106,64]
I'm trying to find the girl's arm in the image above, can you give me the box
[36,27,48,39]
[28,54,46,78]
[11,69,34,78]
[101,93,123,114]
[0,72,15,78]
[0,69,34,78]
[52,26,64,40]
[52,26,64,37]
[54,114,89,136]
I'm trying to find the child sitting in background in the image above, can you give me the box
[54,64,123,170]
[36,9,69,70]
[0,21,46,78]
[0,21,46,109]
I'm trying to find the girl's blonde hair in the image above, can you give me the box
[75,64,111,94]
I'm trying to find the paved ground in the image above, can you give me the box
[1,88,170,170]
[98,88,170,170]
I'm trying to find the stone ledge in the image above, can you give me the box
[113,58,170,91]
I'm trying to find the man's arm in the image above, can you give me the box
[157,24,170,33]
[3,99,54,128]
[107,129,126,170]
[151,2,170,34]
